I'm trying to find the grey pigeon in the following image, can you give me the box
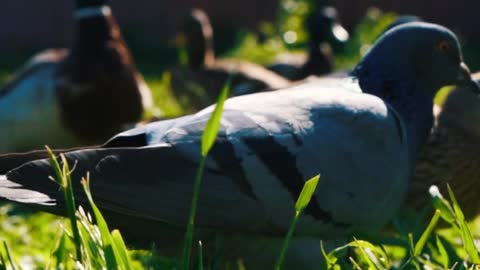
[0,22,478,269]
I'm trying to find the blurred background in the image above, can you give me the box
[2,0,480,116]
[2,0,480,50]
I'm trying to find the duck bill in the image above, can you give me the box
[331,22,349,44]
[457,62,480,94]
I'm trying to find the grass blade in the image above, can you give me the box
[46,147,83,261]
[201,79,230,157]
[446,185,480,264]
[429,185,455,224]
[198,241,204,270]
[51,232,69,268]
[2,241,15,270]
[447,184,465,222]
[274,211,300,270]
[182,157,206,270]
[0,253,5,270]
[81,175,118,270]
[413,210,440,256]
[182,80,229,269]
[436,235,449,269]
[275,175,320,270]
[112,230,132,270]
[295,175,320,212]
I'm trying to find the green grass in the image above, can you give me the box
[2,4,480,269]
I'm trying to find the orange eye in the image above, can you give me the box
[437,40,451,53]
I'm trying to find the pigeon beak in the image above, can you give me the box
[457,62,480,94]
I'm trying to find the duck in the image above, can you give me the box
[0,23,477,269]
[0,0,155,153]
[408,72,480,220]
[267,6,349,81]
[171,9,291,113]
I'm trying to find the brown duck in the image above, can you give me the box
[268,6,349,81]
[171,9,290,113]
[0,0,154,153]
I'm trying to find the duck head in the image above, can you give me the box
[306,6,349,53]
[176,9,215,68]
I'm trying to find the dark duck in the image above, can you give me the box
[268,6,349,80]
[171,9,291,113]
[0,0,154,153]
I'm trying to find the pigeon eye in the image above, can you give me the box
[437,40,451,54]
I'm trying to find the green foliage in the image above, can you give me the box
[182,80,229,269]
[46,147,83,261]
[38,149,137,269]
[201,80,230,157]
[413,211,440,256]
[275,175,320,270]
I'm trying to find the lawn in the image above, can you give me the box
[1,4,480,270]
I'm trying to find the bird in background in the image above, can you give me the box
[0,22,478,269]
[268,5,349,80]
[170,8,291,113]
[0,0,155,153]
[409,72,480,220]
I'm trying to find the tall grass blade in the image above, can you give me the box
[321,241,338,268]
[274,212,300,270]
[201,79,230,157]
[413,210,440,256]
[447,184,465,222]
[275,175,320,270]
[429,185,455,224]
[2,242,15,270]
[350,240,389,267]
[349,257,362,270]
[295,175,320,212]
[77,220,101,269]
[0,252,5,270]
[182,79,229,269]
[446,185,480,264]
[198,241,204,270]
[46,147,83,261]
[51,232,69,268]
[81,176,118,270]
[112,230,132,270]
[436,235,449,269]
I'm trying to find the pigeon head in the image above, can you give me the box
[307,6,349,51]
[354,22,479,98]
[76,0,108,9]
[353,22,479,161]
